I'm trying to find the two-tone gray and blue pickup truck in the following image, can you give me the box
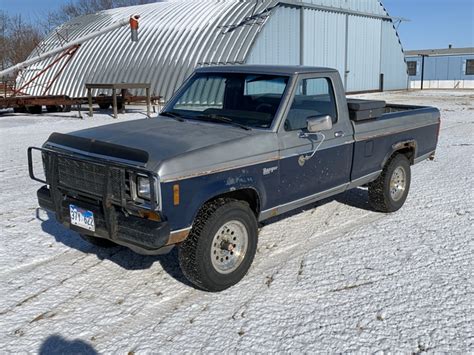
[28,66,440,291]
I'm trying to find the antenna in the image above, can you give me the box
[390,16,410,30]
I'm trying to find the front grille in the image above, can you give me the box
[55,156,125,201]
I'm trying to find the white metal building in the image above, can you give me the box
[18,0,409,100]
[405,47,474,90]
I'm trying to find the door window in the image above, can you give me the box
[284,78,337,131]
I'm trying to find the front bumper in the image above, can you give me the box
[38,186,175,255]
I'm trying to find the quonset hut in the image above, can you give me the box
[18,0,408,101]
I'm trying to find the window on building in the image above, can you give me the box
[407,61,417,76]
[284,78,337,131]
[466,60,474,75]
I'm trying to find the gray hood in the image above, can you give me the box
[47,116,278,179]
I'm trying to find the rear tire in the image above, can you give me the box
[368,154,411,213]
[178,198,258,292]
[79,234,117,248]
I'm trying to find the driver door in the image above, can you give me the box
[277,75,353,204]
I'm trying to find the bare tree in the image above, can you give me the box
[7,15,43,66]
[0,11,42,73]
[1,0,157,70]
[0,11,8,70]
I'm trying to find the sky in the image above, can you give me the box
[382,0,474,50]
[1,0,473,50]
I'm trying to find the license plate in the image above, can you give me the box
[69,205,95,232]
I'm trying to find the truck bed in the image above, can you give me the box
[350,101,439,141]
[349,101,440,181]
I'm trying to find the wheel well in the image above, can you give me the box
[394,147,415,165]
[387,141,416,166]
[207,189,260,217]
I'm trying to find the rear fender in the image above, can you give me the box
[382,139,417,167]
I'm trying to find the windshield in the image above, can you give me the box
[164,72,289,129]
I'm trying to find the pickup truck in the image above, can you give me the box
[28,65,440,291]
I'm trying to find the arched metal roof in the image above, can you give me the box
[18,0,405,99]
[18,0,278,99]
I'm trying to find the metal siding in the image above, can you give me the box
[247,0,406,93]
[301,8,346,79]
[407,54,474,82]
[346,15,381,92]
[18,0,276,99]
[380,19,408,90]
[293,0,386,16]
[447,56,463,80]
[18,0,407,98]
[425,56,449,80]
[246,5,301,66]
[427,55,474,80]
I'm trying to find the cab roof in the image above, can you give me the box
[196,65,338,76]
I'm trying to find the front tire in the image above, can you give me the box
[368,154,411,212]
[178,198,258,292]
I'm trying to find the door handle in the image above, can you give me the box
[334,131,344,138]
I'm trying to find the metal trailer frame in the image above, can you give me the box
[13,45,81,96]
[85,83,152,118]
[0,91,160,117]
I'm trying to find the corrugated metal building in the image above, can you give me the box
[18,0,408,100]
[405,47,474,89]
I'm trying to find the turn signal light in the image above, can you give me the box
[173,184,180,206]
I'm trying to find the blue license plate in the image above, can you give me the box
[69,205,95,232]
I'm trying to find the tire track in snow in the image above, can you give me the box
[28,204,382,349]
[0,249,80,278]
[112,210,385,348]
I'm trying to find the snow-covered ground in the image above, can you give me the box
[0,91,472,353]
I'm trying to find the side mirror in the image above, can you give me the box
[307,115,333,133]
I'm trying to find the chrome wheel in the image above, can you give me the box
[390,166,406,201]
[210,220,248,274]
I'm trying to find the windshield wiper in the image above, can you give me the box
[160,111,185,122]
[196,114,251,131]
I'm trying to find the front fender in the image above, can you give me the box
[160,165,275,231]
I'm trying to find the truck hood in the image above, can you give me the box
[45,116,271,173]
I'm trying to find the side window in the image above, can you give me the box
[466,59,474,75]
[284,78,337,131]
[407,61,417,76]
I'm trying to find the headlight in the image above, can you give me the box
[137,176,151,200]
